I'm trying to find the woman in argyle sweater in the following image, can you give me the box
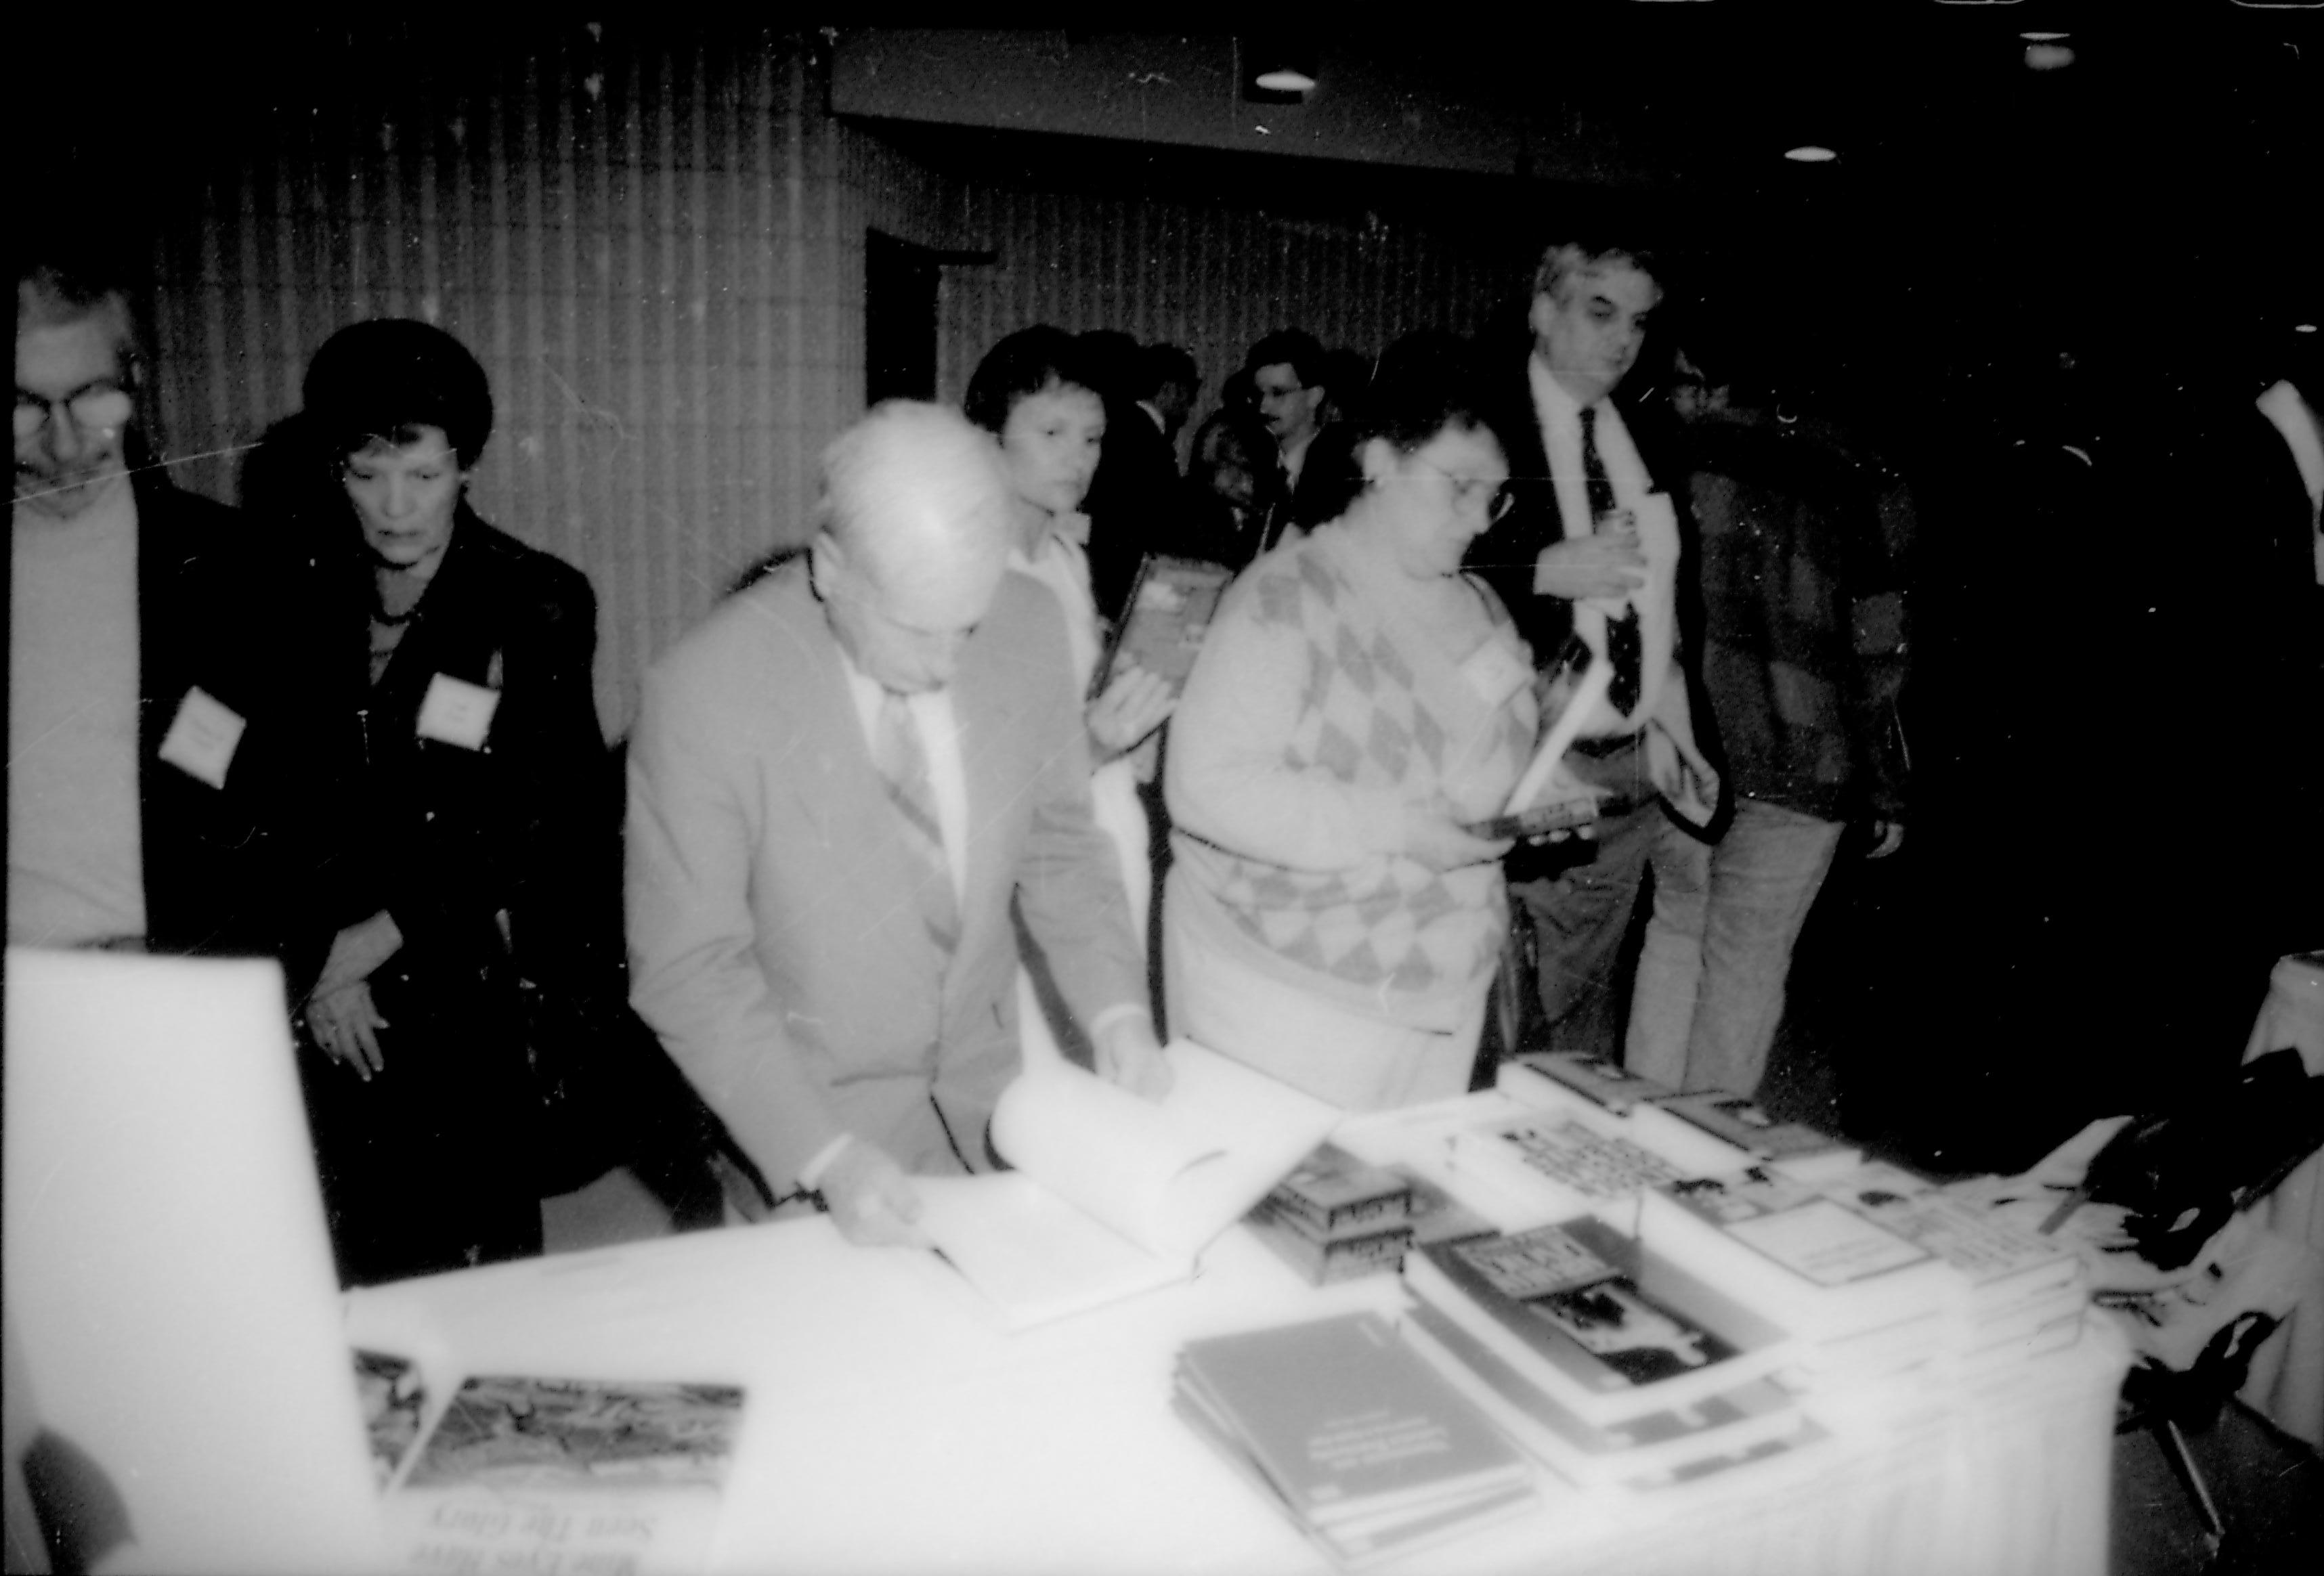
[1163,337,1536,1109]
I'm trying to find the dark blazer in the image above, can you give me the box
[1083,399,1185,623]
[125,456,326,982]
[319,506,615,991]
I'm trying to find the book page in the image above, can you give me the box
[918,1041,1339,1326]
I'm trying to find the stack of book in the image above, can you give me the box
[1497,1054,1862,1183]
[1638,1160,2086,1395]
[1174,1312,1541,1568]
[1245,1143,1417,1285]
[1399,1217,1822,1492]
[1446,1106,1706,1232]
[1815,1163,2087,1372]
[1635,1166,1961,1388]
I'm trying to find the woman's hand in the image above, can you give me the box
[314,911,404,999]
[305,979,391,1080]
[1400,804,1515,873]
[1088,663,1175,759]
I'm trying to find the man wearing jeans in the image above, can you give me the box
[1623,342,1912,1095]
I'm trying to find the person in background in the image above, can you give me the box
[1623,330,1912,1097]
[1077,328,1168,622]
[1468,234,1721,1061]
[1245,329,1335,551]
[964,327,1174,995]
[1136,342,1201,454]
[1164,335,1537,1109]
[10,257,318,977]
[626,402,1168,1249]
[1179,407,1281,571]
[290,318,614,1284]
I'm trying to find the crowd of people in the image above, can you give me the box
[14,231,2319,1282]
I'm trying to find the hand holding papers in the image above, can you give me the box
[915,1041,1339,1328]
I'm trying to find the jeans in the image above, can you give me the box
[1625,797,1845,1096]
[1512,736,1662,1059]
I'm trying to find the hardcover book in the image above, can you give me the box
[1399,1305,1809,1490]
[386,1375,746,1576]
[1499,1051,1679,1116]
[1256,1141,1415,1239]
[1090,553,1236,699]
[1658,1091,1862,1170]
[1450,1110,1691,1228]
[1637,1167,1953,1342]
[1245,1205,1413,1284]
[1174,1311,1538,1567]
[1404,1219,1796,1426]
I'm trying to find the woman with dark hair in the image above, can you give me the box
[1180,407,1281,570]
[292,318,615,1284]
[1161,335,1537,1108]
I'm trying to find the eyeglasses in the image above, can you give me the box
[1412,458,1515,523]
[14,385,133,442]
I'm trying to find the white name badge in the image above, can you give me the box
[1458,640,1533,712]
[158,686,246,789]
[416,672,501,750]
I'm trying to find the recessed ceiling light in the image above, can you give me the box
[2296,323,2318,335]
[2020,32,2070,42]
[1253,68,1316,93]
[2025,43,2075,70]
[1784,146,1838,163]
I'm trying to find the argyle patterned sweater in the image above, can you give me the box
[1167,530,1536,1028]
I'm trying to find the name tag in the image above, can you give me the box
[1458,640,1532,711]
[158,687,246,789]
[416,673,500,750]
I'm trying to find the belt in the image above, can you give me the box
[1568,731,1642,760]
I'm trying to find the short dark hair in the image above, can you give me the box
[1243,329,1331,391]
[303,318,495,468]
[1297,332,1501,526]
[963,326,1103,435]
[1136,343,1199,401]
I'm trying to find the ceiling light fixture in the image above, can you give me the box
[1784,146,1838,163]
[1241,37,1318,104]
[1253,67,1317,94]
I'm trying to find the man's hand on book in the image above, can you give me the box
[819,1141,932,1249]
[1088,662,1175,758]
[1095,1013,1174,1103]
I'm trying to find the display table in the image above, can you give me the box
[347,1194,2129,1575]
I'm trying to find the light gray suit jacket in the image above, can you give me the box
[625,560,1147,1189]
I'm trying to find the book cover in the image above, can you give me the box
[1637,1168,1953,1343]
[1399,1305,1806,1489]
[1499,1051,1679,1116]
[1257,1142,1414,1239]
[1404,1220,1795,1425]
[387,1375,746,1576]
[1450,1111,1690,1226]
[1245,1205,1412,1284]
[1659,1092,1859,1166]
[1175,1311,1532,1529]
[1091,554,1236,699]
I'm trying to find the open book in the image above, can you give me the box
[914,1040,1340,1328]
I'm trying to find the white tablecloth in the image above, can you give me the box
[347,1205,2129,1575]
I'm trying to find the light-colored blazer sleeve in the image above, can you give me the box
[625,594,849,1190]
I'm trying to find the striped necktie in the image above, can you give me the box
[873,690,959,960]
[1580,403,1644,717]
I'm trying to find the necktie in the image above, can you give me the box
[874,691,959,961]
[1580,404,1643,716]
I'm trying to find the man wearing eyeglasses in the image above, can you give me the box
[1469,236,1722,1061]
[1244,329,1333,551]
[10,259,317,971]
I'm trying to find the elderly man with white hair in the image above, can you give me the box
[626,400,1168,1248]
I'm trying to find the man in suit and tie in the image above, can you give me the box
[1245,330,1333,550]
[1471,236,1721,1059]
[626,401,1169,1248]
